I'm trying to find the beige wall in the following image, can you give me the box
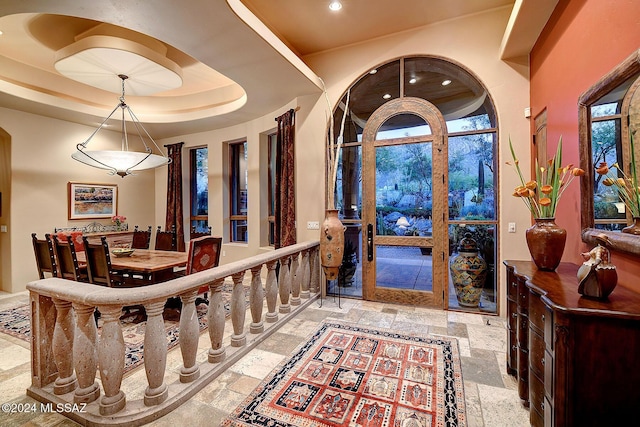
[0,108,156,293]
[301,6,532,315]
[1,6,532,316]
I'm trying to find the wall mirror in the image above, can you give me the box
[580,49,640,255]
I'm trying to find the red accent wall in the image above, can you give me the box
[530,0,640,287]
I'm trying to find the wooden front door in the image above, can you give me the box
[361,97,447,308]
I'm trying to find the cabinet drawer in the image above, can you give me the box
[529,291,551,337]
[508,301,517,331]
[544,349,553,399]
[529,371,545,422]
[529,328,545,379]
[508,275,518,299]
[518,279,529,313]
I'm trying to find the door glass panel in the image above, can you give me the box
[376,245,432,291]
[448,133,496,221]
[375,142,433,236]
[376,114,430,140]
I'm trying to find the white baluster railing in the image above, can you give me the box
[26,240,320,426]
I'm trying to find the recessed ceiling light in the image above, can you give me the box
[442,79,452,86]
[329,1,342,11]
[409,78,417,84]
[383,94,391,99]
[369,69,378,74]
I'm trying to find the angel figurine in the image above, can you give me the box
[577,236,618,299]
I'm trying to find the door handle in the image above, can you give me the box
[367,223,373,261]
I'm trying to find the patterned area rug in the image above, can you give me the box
[0,282,248,374]
[222,320,466,427]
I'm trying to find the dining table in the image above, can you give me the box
[77,249,188,285]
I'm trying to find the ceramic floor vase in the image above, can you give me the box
[320,209,344,280]
[450,234,487,307]
[525,218,566,271]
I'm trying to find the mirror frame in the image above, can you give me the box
[580,49,640,255]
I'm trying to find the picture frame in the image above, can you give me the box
[68,182,118,220]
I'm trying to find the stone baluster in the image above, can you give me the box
[72,303,100,404]
[300,249,311,299]
[179,290,200,383]
[52,299,77,395]
[290,253,301,306]
[97,305,126,415]
[143,301,168,406]
[264,260,279,323]
[230,271,247,347]
[208,278,227,363]
[310,247,320,294]
[278,256,291,314]
[249,265,264,334]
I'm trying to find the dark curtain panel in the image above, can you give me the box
[165,142,185,252]
[274,109,296,248]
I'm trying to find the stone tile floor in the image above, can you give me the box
[0,291,529,426]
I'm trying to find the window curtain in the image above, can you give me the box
[274,109,296,248]
[165,142,185,252]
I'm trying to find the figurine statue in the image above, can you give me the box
[577,239,618,299]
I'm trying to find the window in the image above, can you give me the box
[267,133,277,246]
[230,141,248,242]
[190,146,208,233]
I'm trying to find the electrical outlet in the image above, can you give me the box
[0,225,6,233]
[508,222,516,233]
[307,221,320,230]
[222,250,226,257]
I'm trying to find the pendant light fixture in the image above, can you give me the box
[72,74,171,177]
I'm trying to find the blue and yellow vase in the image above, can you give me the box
[450,233,487,307]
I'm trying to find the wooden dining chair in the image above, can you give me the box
[82,236,125,287]
[190,225,212,239]
[155,225,177,251]
[187,236,223,305]
[32,233,58,279]
[52,234,89,282]
[131,225,152,249]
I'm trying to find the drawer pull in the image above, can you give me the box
[512,312,518,318]
[541,401,545,411]
[512,281,517,287]
[512,345,518,351]
[542,314,545,322]
[541,357,545,366]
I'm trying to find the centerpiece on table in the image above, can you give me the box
[111,214,127,231]
[595,135,640,234]
[508,137,584,270]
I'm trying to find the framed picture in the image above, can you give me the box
[68,182,118,220]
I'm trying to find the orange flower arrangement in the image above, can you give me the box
[594,135,640,217]
[507,137,585,218]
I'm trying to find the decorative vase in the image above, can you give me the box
[449,233,487,308]
[320,209,345,281]
[622,217,640,235]
[525,218,566,271]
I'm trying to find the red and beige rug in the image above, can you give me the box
[222,320,466,427]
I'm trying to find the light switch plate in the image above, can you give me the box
[307,221,320,230]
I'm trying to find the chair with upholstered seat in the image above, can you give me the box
[187,236,222,305]
[52,234,88,282]
[155,225,177,251]
[190,225,212,240]
[82,236,125,287]
[32,233,58,279]
[131,225,152,249]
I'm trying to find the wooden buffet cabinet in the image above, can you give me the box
[505,261,640,427]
